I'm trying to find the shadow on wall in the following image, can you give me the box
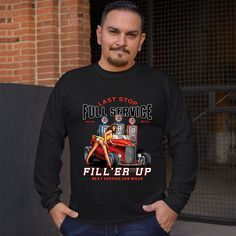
[0,84,70,236]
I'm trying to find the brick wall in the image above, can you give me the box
[0,0,91,86]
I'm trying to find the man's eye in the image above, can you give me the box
[109,30,118,35]
[127,34,137,38]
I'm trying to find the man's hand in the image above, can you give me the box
[142,200,177,233]
[49,202,79,229]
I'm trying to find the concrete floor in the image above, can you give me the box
[171,220,236,236]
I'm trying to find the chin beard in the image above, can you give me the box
[107,57,128,67]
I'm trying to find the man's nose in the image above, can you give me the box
[116,34,127,46]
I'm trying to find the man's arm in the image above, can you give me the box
[34,78,65,210]
[34,77,78,228]
[163,78,198,214]
[143,77,197,232]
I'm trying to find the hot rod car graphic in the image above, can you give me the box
[84,135,151,167]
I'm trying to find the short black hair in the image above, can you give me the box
[101,1,144,32]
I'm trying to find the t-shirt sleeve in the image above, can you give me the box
[34,76,67,210]
[163,78,198,214]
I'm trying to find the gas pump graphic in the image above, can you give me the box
[97,116,109,136]
[114,114,125,135]
[127,117,138,146]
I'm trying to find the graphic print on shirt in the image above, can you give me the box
[82,96,153,181]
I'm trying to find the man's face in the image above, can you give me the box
[97,10,146,71]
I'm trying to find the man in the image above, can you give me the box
[34,1,197,235]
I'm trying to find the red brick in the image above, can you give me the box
[37,33,58,41]
[0,31,7,37]
[77,39,84,46]
[7,32,13,37]
[7,70,13,75]
[22,48,35,55]
[20,80,36,85]
[61,0,78,6]
[0,57,7,63]
[37,7,58,15]
[67,45,79,52]
[85,26,90,33]
[78,52,90,59]
[38,67,59,73]
[37,27,58,34]
[13,9,34,17]
[37,20,58,28]
[14,28,35,36]
[78,59,90,65]
[0,0,91,85]
[37,61,56,67]
[38,72,59,80]
[62,59,79,66]
[78,32,90,39]
[0,50,20,57]
[37,40,58,48]
[0,23,19,30]
[21,74,35,80]
[21,61,36,68]
[38,53,58,61]
[0,11,11,18]
[0,69,8,75]
[37,1,57,9]
[77,46,90,53]
[61,47,69,54]
[0,76,22,83]
[14,68,34,75]
[61,13,77,21]
[7,5,13,11]
[14,43,34,49]
[38,79,57,86]
[62,52,78,59]
[61,32,78,40]
[37,46,57,54]
[21,35,35,41]
[0,37,20,43]
[61,65,78,72]
[85,53,91,60]
[0,5,6,11]
[21,21,35,28]
[80,5,90,11]
[7,58,13,63]
[61,26,77,33]
[61,39,79,46]
[0,63,20,69]
[37,13,57,21]
[14,15,34,22]
[0,17,6,23]
[84,39,90,46]
[14,3,35,10]
[14,55,34,62]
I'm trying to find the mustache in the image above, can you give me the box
[110,47,130,54]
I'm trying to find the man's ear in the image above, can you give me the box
[96,25,102,45]
[139,32,146,51]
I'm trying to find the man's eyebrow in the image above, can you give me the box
[106,26,139,34]
[107,26,119,31]
[126,30,139,34]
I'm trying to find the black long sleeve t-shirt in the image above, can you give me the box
[34,62,197,223]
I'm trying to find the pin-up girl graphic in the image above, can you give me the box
[85,124,117,168]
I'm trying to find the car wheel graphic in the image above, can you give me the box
[84,146,93,163]
[108,153,119,167]
[140,152,151,166]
